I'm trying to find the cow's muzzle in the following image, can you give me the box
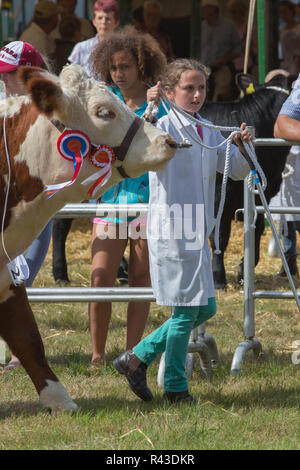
[166,138,192,149]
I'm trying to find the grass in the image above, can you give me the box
[1,219,300,450]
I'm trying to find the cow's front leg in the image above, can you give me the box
[52,218,73,283]
[0,285,78,412]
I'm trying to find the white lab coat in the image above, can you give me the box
[147,110,250,306]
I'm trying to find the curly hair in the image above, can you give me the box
[90,26,167,85]
[161,58,210,90]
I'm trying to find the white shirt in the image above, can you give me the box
[68,35,99,76]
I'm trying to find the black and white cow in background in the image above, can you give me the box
[200,71,296,289]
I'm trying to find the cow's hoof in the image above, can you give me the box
[214,281,227,290]
[53,268,70,284]
[237,263,244,285]
[39,380,78,413]
[278,255,299,278]
[55,278,70,285]
[117,264,128,285]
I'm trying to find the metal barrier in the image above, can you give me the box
[24,138,299,377]
[26,203,221,379]
[230,138,300,375]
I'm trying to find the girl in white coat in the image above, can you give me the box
[113,58,253,404]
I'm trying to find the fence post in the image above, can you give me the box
[230,178,262,375]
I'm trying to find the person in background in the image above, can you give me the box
[88,26,167,368]
[132,6,144,32]
[0,41,53,372]
[227,0,257,77]
[273,71,300,277]
[142,0,174,59]
[113,58,253,404]
[67,0,119,76]
[200,0,241,101]
[20,1,59,59]
[54,14,81,74]
[279,0,300,74]
[52,0,95,42]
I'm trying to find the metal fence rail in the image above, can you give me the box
[24,138,300,376]
[230,138,300,375]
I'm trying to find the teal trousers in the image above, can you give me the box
[133,297,216,392]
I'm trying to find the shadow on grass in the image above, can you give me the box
[0,395,167,420]
[1,381,299,421]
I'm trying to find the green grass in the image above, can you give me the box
[1,220,300,450]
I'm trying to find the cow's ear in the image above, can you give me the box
[17,65,45,86]
[235,73,258,94]
[18,67,63,117]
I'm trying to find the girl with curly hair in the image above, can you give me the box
[88,27,167,368]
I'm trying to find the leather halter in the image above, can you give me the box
[51,116,142,179]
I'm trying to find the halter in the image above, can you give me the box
[52,116,142,179]
[47,116,142,198]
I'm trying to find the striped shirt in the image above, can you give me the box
[68,35,100,77]
[279,74,300,120]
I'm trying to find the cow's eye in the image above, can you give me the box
[96,107,116,120]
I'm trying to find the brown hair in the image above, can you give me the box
[161,58,210,90]
[90,26,167,85]
[93,0,119,22]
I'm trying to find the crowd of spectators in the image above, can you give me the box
[7,0,262,103]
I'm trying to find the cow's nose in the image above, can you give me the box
[166,136,178,148]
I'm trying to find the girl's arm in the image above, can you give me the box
[146,81,162,106]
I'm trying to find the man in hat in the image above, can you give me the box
[67,0,119,76]
[200,0,241,101]
[20,1,59,58]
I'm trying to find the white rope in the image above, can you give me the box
[144,88,267,253]
[160,90,267,252]
[1,115,12,262]
[282,162,294,179]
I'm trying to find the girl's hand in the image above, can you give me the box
[233,122,254,152]
[147,81,162,106]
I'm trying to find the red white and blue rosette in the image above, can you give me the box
[57,130,91,162]
[45,130,91,198]
[81,144,115,197]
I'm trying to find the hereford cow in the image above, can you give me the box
[199,72,295,289]
[0,64,176,412]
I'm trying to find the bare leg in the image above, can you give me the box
[126,235,151,350]
[89,223,127,366]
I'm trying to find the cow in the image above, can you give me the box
[0,64,176,412]
[200,72,296,289]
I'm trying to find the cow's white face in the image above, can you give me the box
[19,64,176,198]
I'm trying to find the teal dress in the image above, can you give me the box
[97,86,166,223]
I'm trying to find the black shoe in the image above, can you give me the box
[278,255,299,278]
[113,350,153,402]
[164,391,196,404]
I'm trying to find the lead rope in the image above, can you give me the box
[1,114,12,262]
[145,91,267,253]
